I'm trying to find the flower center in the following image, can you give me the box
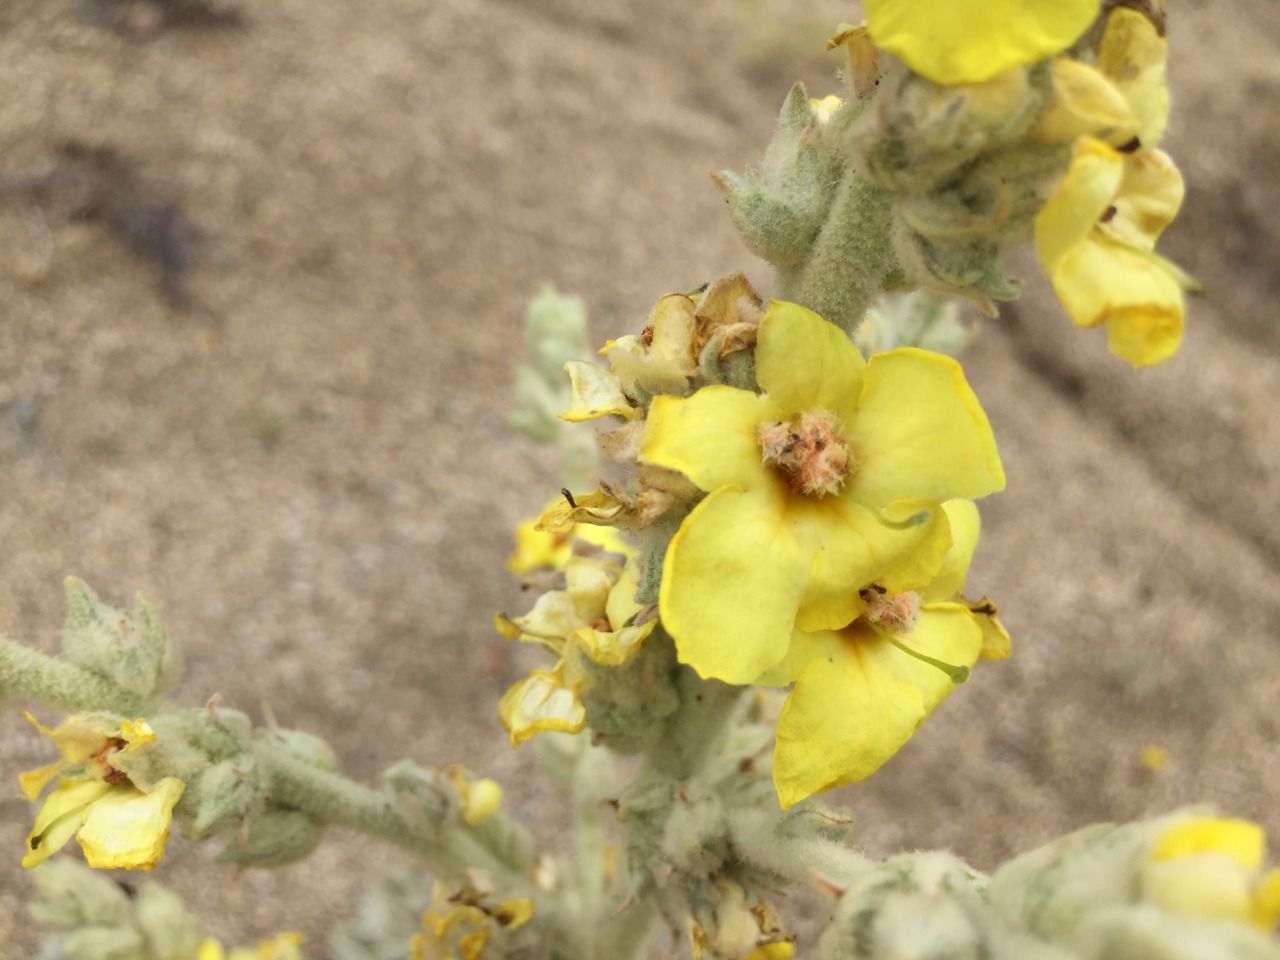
[93,736,130,785]
[859,585,921,635]
[757,409,853,497]
[858,587,968,683]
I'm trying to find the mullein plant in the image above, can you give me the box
[1,2,1272,959]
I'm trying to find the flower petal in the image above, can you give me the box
[494,898,535,929]
[1152,818,1266,869]
[850,348,1005,504]
[1252,870,1280,931]
[1105,149,1184,251]
[228,933,305,960]
[754,300,865,427]
[502,592,586,648]
[795,497,952,631]
[773,627,925,807]
[660,486,807,683]
[118,719,157,754]
[19,761,65,802]
[970,599,1012,660]
[504,556,616,644]
[571,620,657,667]
[922,500,980,603]
[77,777,185,870]
[905,604,988,704]
[640,387,775,494]
[559,361,640,422]
[864,0,1100,86]
[606,294,698,396]
[1097,7,1169,149]
[1049,235,1184,365]
[537,488,634,533]
[39,713,119,765]
[23,779,110,869]
[1035,138,1126,272]
[605,558,645,631]
[773,607,982,806]
[863,500,956,596]
[498,669,586,746]
[507,517,571,574]
[754,626,833,688]
[1036,57,1139,146]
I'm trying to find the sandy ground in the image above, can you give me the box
[1,0,1278,954]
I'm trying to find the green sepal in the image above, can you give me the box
[215,806,325,867]
[61,578,181,704]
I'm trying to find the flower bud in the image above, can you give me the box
[175,757,260,841]
[55,929,144,960]
[215,806,325,867]
[820,852,988,960]
[988,813,1280,957]
[384,760,452,836]
[29,858,131,930]
[271,727,337,771]
[133,882,204,958]
[104,707,258,842]
[713,83,845,269]
[852,61,1048,194]
[660,783,731,878]
[1076,909,1280,960]
[61,578,181,702]
[986,822,1142,941]
[31,860,203,960]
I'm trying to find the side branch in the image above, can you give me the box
[0,636,143,714]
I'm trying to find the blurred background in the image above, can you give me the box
[2,0,1279,953]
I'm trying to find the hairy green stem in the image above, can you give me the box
[776,176,894,336]
[642,665,743,782]
[574,784,608,957]
[0,636,143,714]
[254,740,611,956]
[257,741,519,885]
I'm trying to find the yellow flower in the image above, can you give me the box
[445,766,504,826]
[561,276,765,423]
[497,556,657,745]
[863,0,1100,86]
[765,500,1007,807]
[688,883,795,960]
[600,293,702,399]
[1144,817,1280,931]
[560,359,641,422]
[411,884,534,960]
[535,489,635,538]
[198,933,305,960]
[638,301,1004,684]
[1034,9,1191,367]
[19,712,184,870]
[506,497,630,574]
